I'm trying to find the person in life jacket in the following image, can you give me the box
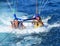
[11,19,19,28]
[32,14,43,28]
[11,14,25,29]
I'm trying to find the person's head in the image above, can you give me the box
[36,15,41,21]
[36,17,40,20]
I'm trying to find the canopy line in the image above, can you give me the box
[13,0,18,14]
[39,0,48,14]
[36,0,38,14]
[7,0,16,14]
[0,0,17,43]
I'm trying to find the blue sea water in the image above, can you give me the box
[0,0,60,46]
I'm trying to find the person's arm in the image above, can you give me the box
[23,18,36,21]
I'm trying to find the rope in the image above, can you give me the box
[0,0,17,43]
[36,0,38,14]
[39,0,48,14]
[7,0,14,14]
[43,0,48,9]
[13,0,17,14]
[39,0,45,14]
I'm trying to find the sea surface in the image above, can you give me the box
[0,0,60,46]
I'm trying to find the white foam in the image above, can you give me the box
[0,13,60,35]
[16,36,42,46]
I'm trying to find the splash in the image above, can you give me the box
[0,12,60,35]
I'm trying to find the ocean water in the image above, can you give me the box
[0,0,60,46]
